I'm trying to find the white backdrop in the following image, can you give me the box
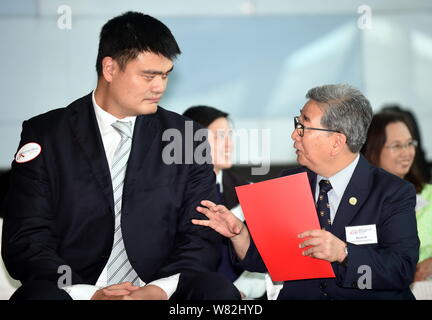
[0,0,431,166]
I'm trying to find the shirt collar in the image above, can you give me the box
[92,90,136,135]
[317,154,360,198]
[216,170,223,192]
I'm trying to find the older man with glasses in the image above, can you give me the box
[193,84,420,300]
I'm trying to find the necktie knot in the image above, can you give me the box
[112,121,133,139]
[319,179,333,194]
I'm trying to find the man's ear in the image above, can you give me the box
[331,133,347,156]
[101,57,116,82]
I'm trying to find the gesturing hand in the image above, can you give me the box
[192,200,251,260]
[192,200,244,238]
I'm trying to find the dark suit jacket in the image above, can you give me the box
[221,169,249,210]
[0,170,11,218]
[217,170,249,281]
[1,93,222,287]
[236,155,419,299]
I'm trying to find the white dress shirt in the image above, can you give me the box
[216,171,245,221]
[314,154,360,224]
[62,91,179,300]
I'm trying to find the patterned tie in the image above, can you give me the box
[107,121,139,285]
[317,179,333,230]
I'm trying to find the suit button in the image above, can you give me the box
[352,281,357,288]
[322,292,328,297]
[320,282,327,289]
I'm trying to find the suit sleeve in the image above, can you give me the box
[336,182,419,290]
[232,234,268,273]
[1,120,83,285]
[153,141,223,278]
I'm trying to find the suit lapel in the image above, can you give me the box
[69,93,114,211]
[123,111,161,192]
[330,155,372,240]
[306,169,317,200]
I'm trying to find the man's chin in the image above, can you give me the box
[217,162,232,170]
[139,103,158,115]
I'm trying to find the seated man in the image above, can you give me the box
[1,11,240,301]
[193,84,419,300]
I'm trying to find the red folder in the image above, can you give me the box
[235,172,335,281]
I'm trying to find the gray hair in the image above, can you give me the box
[306,84,373,153]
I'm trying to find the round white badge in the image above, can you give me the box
[15,142,42,163]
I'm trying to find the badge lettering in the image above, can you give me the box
[345,224,377,245]
[15,142,42,163]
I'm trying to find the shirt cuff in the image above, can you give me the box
[264,273,283,300]
[62,284,101,300]
[147,273,180,299]
[231,204,245,221]
[233,271,266,299]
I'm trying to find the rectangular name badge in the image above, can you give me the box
[345,224,377,245]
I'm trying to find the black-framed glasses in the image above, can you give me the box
[294,116,341,137]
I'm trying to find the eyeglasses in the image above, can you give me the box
[294,116,341,137]
[384,140,418,152]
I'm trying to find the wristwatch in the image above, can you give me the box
[342,245,348,265]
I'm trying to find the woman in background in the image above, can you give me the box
[361,112,432,283]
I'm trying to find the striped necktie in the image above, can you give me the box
[107,120,139,285]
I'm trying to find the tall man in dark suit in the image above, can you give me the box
[193,84,419,299]
[1,11,240,300]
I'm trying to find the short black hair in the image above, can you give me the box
[95,11,181,77]
[183,106,229,128]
